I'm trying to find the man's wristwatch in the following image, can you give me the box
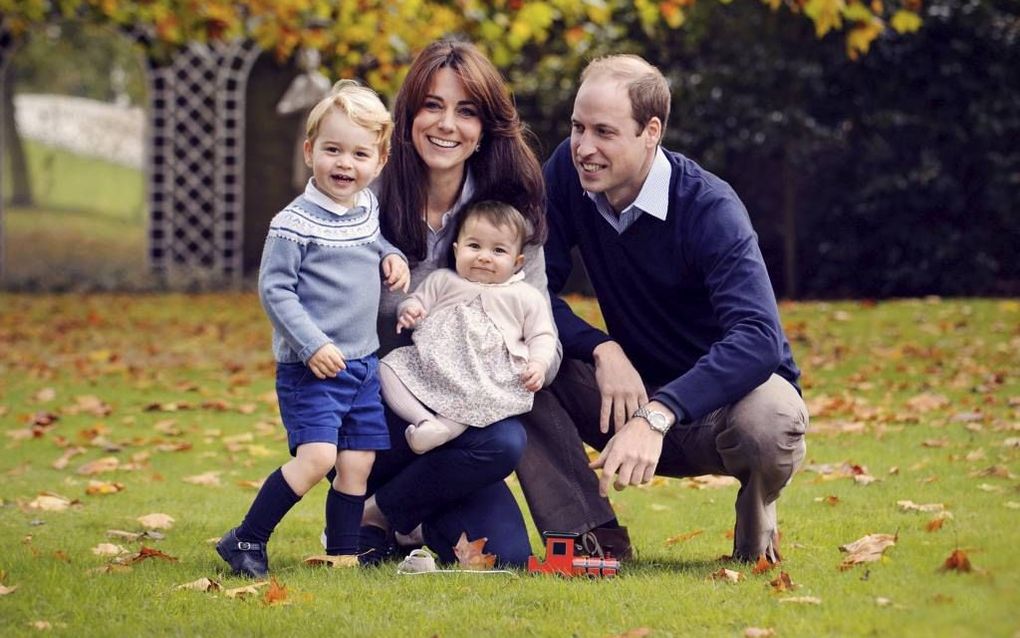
[633,405,672,435]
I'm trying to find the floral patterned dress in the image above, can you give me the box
[381,296,533,426]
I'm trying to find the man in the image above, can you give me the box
[517,55,808,563]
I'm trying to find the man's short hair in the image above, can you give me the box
[580,55,670,137]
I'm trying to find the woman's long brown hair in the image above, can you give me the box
[378,38,546,262]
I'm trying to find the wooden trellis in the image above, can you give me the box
[0,27,262,285]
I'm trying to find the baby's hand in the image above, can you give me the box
[521,361,547,392]
[382,254,410,293]
[308,343,346,379]
[396,301,427,334]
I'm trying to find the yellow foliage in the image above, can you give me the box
[805,0,846,37]
[890,9,922,33]
[846,16,884,59]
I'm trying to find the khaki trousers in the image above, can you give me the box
[517,359,808,561]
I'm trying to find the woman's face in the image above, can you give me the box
[411,67,483,177]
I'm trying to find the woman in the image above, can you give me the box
[359,38,560,567]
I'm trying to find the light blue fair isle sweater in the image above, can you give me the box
[258,180,404,364]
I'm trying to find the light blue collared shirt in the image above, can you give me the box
[584,147,671,234]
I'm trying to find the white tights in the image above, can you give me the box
[378,362,468,454]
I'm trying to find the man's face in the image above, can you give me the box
[570,76,660,213]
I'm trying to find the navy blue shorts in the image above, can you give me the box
[276,355,390,454]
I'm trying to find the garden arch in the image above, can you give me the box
[0,26,264,286]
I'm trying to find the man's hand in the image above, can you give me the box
[589,413,668,496]
[396,300,427,334]
[520,360,547,392]
[308,343,346,379]
[382,254,410,293]
[593,341,648,433]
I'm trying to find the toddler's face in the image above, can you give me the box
[304,109,385,208]
[452,217,524,285]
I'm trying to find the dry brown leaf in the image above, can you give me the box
[453,532,495,570]
[77,457,120,475]
[136,513,175,529]
[263,577,290,606]
[51,447,86,470]
[34,388,56,402]
[780,596,822,605]
[304,555,359,568]
[940,549,972,573]
[174,577,221,592]
[839,533,897,570]
[664,529,703,546]
[237,479,265,490]
[681,475,740,490]
[709,567,743,583]
[609,629,652,638]
[27,493,76,512]
[752,554,775,575]
[897,500,946,513]
[905,392,950,413]
[85,480,125,496]
[182,471,221,487]
[814,495,840,506]
[744,629,776,638]
[769,571,797,592]
[91,543,128,557]
[224,581,268,599]
[116,546,178,565]
[0,584,17,596]
[926,517,946,532]
[29,620,52,630]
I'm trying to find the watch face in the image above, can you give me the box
[648,412,669,431]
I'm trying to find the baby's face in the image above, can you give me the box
[452,217,524,285]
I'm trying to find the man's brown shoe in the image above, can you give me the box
[588,525,634,561]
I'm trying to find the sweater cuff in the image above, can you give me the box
[572,331,613,364]
[651,393,688,426]
[298,337,331,364]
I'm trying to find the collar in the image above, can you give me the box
[304,178,372,216]
[464,269,527,288]
[584,146,670,221]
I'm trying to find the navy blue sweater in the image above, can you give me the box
[543,139,800,423]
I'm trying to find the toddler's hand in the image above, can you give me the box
[521,361,547,392]
[396,301,427,334]
[308,343,346,379]
[382,255,410,293]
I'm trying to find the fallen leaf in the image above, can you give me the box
[609,629,651,638]
[237,479,265,490]
[91,543,128,556]
[664,530,703,546]
[263,577,290,606]
[85,480,125,495]
[780,596,822,605]
[0,584,17,596]
[940,549,972,573]
[897,500,945,513]
[115,546,178,565]
[769,571,797,592]
[744,628,776,638]
[51,447,86,470]
[839,533,897,570]
[752,554,775,575]
[27,493,76,512]
[926,517,946,532]
[814,495,840,506]
[304,555,359,568]
[28,620,51,630]
[77,457,120,475]
[922,438,950,448]
[453,532,495,570]
[709,567,743,583]
[34,388,56,402]
[681,475,740,489]
[182,471,221,487]
[137,513,175,529]
[905,393,950,413]
[875,596,894,607]
[224,581,269,599]
[174,577,221,592]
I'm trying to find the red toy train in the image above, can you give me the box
[527,531,620,578]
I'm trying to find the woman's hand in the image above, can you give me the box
[382,255,410,292]
[396,300,427,334]
[308,343,346,379]
[521,361,547,392]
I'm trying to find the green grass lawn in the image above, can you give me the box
[0,295,1016,637]
[2,141,146,289]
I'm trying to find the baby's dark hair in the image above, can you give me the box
[455,200,529,252]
